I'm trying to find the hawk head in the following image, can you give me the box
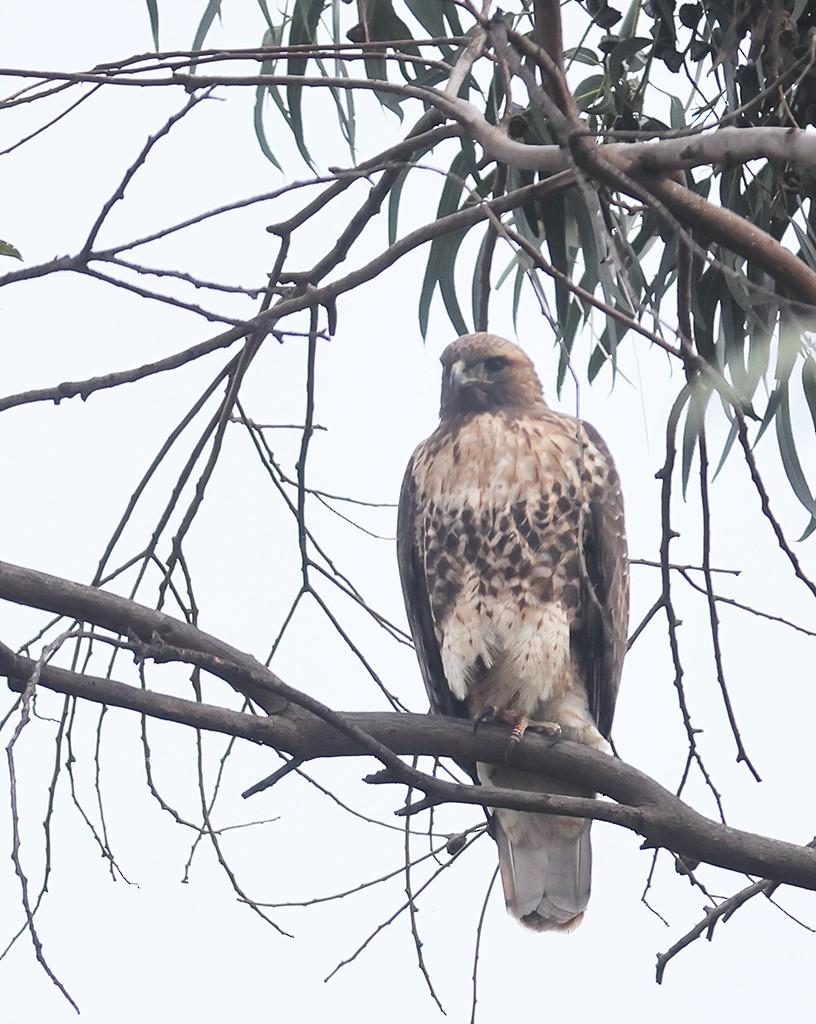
[439,333,545,418]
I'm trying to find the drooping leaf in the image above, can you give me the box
[669,94,686,130]
[0,240,22,260]
[145,0,160,49]
[712,415,739,480]
[191,0,223,53]
[564,46,602,67]
[681,381,712,496]
[256,0,275,32]
[404,0,447,38]
[574,74,609,112]
[606,37,652,82]
[286,0,324,170]
[775,383,816,517]
[693,263,721,364]
[618,0,642,39]
[511,261,525,337]
[387,167,410,246]
[441,1,464,36]
[314,55,356,151]
[800,517,816,541]
[253,86,284,170]
[438,230,470,337]
[557,300,583,393]
[253,26,285,170]
[420,225,468,338]
[803,353,816,435]
[351,0,417,117]
[388,132,452,245]
[419,151,473,338]
[472,226,494,331]
[538,191,569,327]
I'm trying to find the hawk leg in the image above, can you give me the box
[505,715,561,763]
[472,707,561,757]
[511,715,562,741]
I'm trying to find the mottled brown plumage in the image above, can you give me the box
[397,333,628,931]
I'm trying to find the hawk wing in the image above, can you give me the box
[396,457,470,721]
[573,422,628,740]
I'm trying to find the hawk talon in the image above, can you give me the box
[531,720,562,737]
[473,706,498,733]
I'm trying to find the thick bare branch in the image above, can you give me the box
[0,562,814,892]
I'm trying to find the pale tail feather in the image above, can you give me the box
[493,810,592,933]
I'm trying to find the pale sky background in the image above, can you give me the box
[1,3,814,1022]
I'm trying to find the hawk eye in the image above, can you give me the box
[483,356,508,374]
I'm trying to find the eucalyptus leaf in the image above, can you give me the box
[145,0,160,49]
[775,384,816,516]
[0,240,22,260]
[681,382,712,496]
[803,353,816,435]
[191,0,223,53]
[286,0,324,170]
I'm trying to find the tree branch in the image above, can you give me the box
[0,558,814,893]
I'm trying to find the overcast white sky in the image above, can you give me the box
[1,3,814,1021]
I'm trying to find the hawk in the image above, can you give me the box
[397,333,628,932]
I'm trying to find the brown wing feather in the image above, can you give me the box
[396,456,470,722]
[572,423,629,739]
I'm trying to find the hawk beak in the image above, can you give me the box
[449,359,472,392]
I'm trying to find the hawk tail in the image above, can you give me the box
[493,811,592,933]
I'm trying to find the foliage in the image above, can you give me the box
[173,0,816,524]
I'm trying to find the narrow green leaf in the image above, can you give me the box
[421,232,470,338]
[314,55,355,151]
[253,87,283,170]
[145,0,160,49]
[712,417,739,480]
[618,0,642,39]
[681,382,711,497]
[419,150,470,337]
[256,0,275,32]
[538,192,569,325]
[441,2,464,35]
[388,167,411,246]
[564,46,601,67]
[404,0,446,37]
[286,0,324,170]
[438,231,470,337]
[472,227,496,331]
[511,262,525,337]
[803,353,816,434]
[692,265,719,363]
[192,0,223,53]
[0,240,22,260]
[799,517,816,541]
[557,301,582,394]
[388,131,447,245]
[775,384,816,516]
[587,343,607,383]
[252,27,284,170]
[669,95,686,130]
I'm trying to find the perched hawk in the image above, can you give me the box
[397,333,628,932]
